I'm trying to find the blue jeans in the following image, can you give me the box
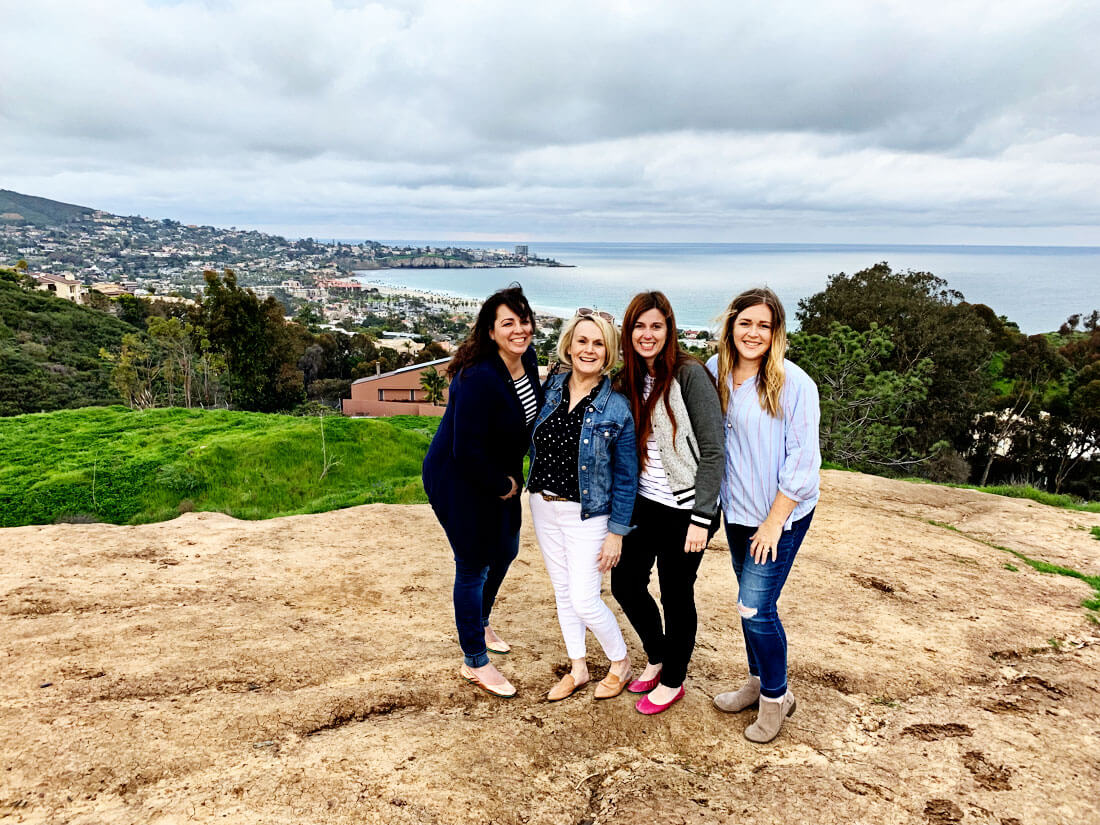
[452,530,520,668]
[724,510,814,699]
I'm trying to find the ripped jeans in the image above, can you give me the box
[724,510,814,699]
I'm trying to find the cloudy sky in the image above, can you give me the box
[3,0,1099,243]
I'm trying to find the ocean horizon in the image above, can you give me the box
[352,241,1100,334]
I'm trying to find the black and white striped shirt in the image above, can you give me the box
[514,374,538,425]
[637,374,693,510]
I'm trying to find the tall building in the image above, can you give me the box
[514,244,529,259]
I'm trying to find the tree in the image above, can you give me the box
[198,269,304,412]
[298,344,325,390]
[295,305,323,333]
[972,334,1070,486]
[116,293,147,328]
[420,366,447,405]
[1043,360,1100,494]
[146,316,198,408]
[414,340,448,363]
[797,262,993,456]
[100,333,160,410]
[790,322,932,469]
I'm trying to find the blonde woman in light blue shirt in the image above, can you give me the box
[706,286,821,744]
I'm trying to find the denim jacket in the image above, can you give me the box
[529,372,638,535]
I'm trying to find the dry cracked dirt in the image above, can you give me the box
[2,471,1099,824]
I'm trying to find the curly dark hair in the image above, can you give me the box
[446,283,534,379]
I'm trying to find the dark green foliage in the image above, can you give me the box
[419,366,446,405]
[306,378,353,407]
[974,310,1100,497]
[796,262,994,454]
[0,277,138,415]
[198,269,305,412]
[789,322,932,469]
[0,406,438,526]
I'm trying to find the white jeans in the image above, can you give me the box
[530,493,628,662]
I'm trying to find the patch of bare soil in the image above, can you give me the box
[1,470,1098,824]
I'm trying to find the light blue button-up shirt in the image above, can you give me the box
[706,356,821,530]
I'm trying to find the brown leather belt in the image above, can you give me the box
[537,492,571,502]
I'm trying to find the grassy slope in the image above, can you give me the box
[0,189,94,226]
[0,407,442,526]
[0,278,136,414]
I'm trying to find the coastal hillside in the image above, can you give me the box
[1,472,1097,824]
[0,276,138,415]
[0,189,95,226]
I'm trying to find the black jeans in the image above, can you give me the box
[611,495,707,689]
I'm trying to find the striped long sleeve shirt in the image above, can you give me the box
[706,356,821,530]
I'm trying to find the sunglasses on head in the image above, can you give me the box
[576,307,615,324]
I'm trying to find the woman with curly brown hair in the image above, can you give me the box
[422,284,542,698]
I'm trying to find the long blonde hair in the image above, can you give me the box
[716,287,787,417]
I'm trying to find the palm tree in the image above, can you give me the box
[420,366,446,405]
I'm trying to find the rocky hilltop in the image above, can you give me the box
[2,471,1098,824]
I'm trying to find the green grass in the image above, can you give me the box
[926,519,1100,617]
[972,484,1100,513]
[1091,526,1100,541]
[0,407,443,526]
[891,474,1100,513]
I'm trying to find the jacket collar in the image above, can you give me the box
[490,345,538,384]
[551,371,612,412]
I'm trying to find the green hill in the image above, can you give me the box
[0,275,137,415]
[0,189,96,226]
[0,407,442,527]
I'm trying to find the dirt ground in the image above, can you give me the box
[2,470,1099,825]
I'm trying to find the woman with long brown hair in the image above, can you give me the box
[422,284,542,698]
[610,291,725,714]
[706,287,820,743]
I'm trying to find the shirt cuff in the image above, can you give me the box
[690,509,716,528]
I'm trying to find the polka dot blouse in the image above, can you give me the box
[528,381,602,503]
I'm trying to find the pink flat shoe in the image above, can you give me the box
[635,686,685,715]
[627,674,662,694]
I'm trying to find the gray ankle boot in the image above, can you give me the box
[713,677,760,713]
[744,691,796,743]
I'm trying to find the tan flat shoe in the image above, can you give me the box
[547,673,588,701]
[486,639,511,654]
[594,669,632,700]
[460,664,516,699]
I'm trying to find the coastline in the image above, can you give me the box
[354,271,568,320]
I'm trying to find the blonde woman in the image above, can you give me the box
[706,287,821,743]
[528,309,638,701]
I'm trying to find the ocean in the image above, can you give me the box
[354,242,1100,333]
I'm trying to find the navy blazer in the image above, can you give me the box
[422,345,542,557]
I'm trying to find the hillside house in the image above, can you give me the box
[90,282,132,298]
[343,357,451,417]
[34,273,84,302]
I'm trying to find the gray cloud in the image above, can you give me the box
[2,0,1098,242]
